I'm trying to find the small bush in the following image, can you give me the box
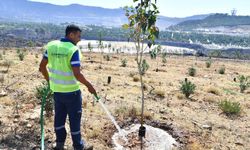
[180,79,196,98]
[103,54,110,61]
[188,67,196,77]
[218,67,225,74]
[206,60,212,68]
[141,59,149,75]
[36,82,53,117]
[16,49,20,54]
[238,75,250,93]
[219,100,241,115]
[121,58,127,67]
[150,50,157,59]
[18,52,25,61]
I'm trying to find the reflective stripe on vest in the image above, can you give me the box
[48,68,73,76]
[49,77,77,85]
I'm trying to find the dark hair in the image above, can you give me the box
[65,24,81,36]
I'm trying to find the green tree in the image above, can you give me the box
[123,0,159,135]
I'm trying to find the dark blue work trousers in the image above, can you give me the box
[53,90,84,150]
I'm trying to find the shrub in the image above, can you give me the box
[18,52,25,61]
[188,67,196,77]
[206,60,212,68]
[238,75,250,93]
[219,100,241,115]
[150,50,157,59]
[35,53,39,58]
[16,49,20,54]
[36,82,53,117]
[218,67,225,74]
[180,78,196,98]
[141,59,149,75]
[121,58,127,67]
[103,54,110,61]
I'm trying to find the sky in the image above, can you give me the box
[29,0,250,17]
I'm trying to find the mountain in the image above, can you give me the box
[0,0,208,30]
[169,13,250,31]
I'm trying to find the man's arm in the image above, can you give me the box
[72,66,97,95]
[39,58,49,81]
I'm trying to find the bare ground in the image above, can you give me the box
[0,48,250,150]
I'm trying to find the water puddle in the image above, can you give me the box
[112,124,178,150]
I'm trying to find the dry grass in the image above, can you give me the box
[0,49,250,150]
[206,87,220,95]
[153,88,165,98]
[203,94,219,103]
[176,93,185,99]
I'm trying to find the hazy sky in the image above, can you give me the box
[30,0,250,17]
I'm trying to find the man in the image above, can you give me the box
[39,25,96,150]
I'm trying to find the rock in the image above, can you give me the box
[15,135,21,140]
[13,118,19,123]
[159,109,165,114]
[202,124,212,130]
[0,90,7,97]
[26,123,32,128]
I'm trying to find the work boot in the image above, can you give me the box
[52,142,66,150]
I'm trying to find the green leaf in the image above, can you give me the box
[152,3,157,10]
[122,24,129,29]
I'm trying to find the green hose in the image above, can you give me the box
[40,85,50,150]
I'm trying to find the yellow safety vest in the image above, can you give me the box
[46,40,81,92]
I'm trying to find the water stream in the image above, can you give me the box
[98,98,128,142]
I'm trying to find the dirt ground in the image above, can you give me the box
[0,48,250,150]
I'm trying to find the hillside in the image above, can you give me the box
[169,13,250,31]
[0,0,208,30]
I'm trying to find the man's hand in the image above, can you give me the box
[72,66,97,95]
[39,58,49,81]
[88,86,96,95]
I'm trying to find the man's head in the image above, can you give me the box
[65,24,82,45]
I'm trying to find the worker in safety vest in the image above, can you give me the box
[39,24,96,150]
